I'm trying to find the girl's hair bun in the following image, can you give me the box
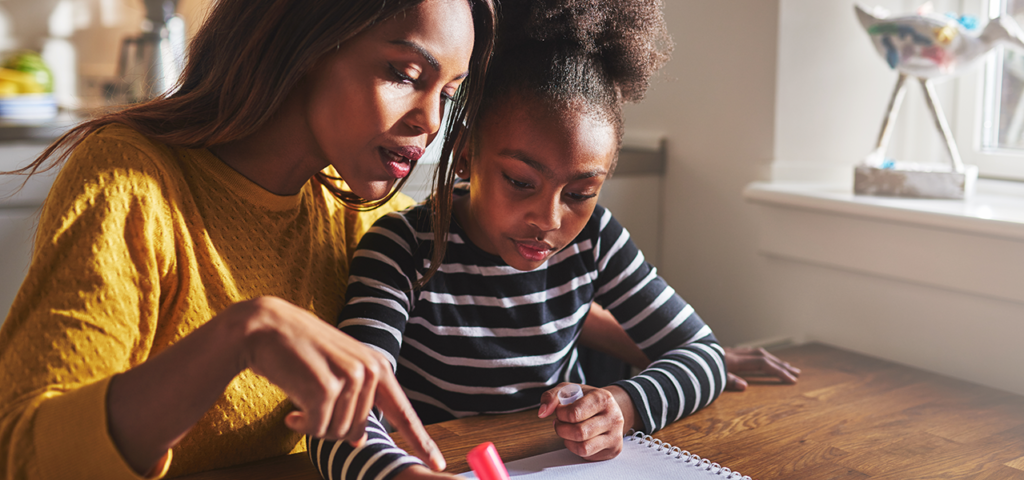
[497,0,672,103]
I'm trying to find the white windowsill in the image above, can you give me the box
[743,179,1024,306]
[744,179,1024,242]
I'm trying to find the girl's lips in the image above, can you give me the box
[514,240,553,262]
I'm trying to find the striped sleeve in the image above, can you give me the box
[310,212,425,480]
[307,409,424,480]
[339,211,423,371]
[592,208,726,434]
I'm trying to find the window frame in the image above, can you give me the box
[955,0,1024,181]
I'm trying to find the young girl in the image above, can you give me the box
[309,1,725,479]
[0,0,495,478]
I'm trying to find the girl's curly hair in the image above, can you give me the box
[479,0,672,148]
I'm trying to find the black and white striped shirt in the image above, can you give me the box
[308,194,725,480]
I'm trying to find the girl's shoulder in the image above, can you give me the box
[580,203,614,237]
[360,199,432,243]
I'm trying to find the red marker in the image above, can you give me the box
[467,442,511,480]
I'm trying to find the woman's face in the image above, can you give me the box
[454,96,618,271]
[304,0,475,201]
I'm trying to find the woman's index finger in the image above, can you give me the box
[374,372,446,471]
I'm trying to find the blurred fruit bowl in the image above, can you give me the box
[0,52,58,123]
[0,94,57,123]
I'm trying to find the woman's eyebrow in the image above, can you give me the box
[389,40,469,80]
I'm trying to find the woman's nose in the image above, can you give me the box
[406,92,444,135]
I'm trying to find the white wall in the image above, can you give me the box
[628,0,1024,395]
[621,1,788,346]
[774,0,966,184]
[766,0,1024,396]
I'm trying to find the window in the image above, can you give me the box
[957,0,1024,180]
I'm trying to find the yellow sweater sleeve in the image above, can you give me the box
[0,131,178,480]
[0,127,420,479]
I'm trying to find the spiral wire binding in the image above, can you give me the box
[627,430,752,480]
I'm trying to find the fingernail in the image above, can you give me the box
[432,450,446,471]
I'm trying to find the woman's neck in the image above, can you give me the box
[208,88,328,196]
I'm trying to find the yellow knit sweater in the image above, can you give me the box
[0,124,416,479]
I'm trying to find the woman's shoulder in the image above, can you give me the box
[62,123,190,189]
[48,123,191,215]
[71,123,177,170]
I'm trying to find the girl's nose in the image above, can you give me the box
[528,193,561,233]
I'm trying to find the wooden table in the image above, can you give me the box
[179,343,1024,479]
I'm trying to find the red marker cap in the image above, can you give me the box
[467,442,511,480]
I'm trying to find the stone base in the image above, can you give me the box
[853,164,978,199]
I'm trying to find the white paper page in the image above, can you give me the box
[457,438,746,480]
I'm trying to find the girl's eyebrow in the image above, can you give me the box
[501,150,607,180]
[389,40,470,80]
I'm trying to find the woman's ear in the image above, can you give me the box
[455,153,471,180]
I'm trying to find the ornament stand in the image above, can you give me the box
[855,73,977,199]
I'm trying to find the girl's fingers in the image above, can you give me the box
[762,357,799,384]
[546,385,626,460]
[554,387,608,424]
[562,431,622,461]
[553,414,612,443]
[725,372,748,391]
[538,383,571,418]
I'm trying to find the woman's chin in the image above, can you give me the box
[351,180,396,202]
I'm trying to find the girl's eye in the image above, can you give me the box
[566,192,598,202]
[503,174,532,190]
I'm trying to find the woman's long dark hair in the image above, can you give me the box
[7,0,495,288]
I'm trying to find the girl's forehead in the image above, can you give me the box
[477,96,617,175]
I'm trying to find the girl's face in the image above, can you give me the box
[454,96,618,271]
[304,0,475,201]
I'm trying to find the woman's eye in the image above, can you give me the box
[503,174,531,189]
[388,64,418,85]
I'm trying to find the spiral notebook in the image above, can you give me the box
[458,431,752,480]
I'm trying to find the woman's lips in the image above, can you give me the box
[380,146,422,179]
[392,145,424,161]
[514,240,554,262]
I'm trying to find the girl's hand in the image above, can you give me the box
[232,296,445,470]
[537,383,639,461]
[724,346,801,391]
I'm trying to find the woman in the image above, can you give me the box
[0,0,494,478]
